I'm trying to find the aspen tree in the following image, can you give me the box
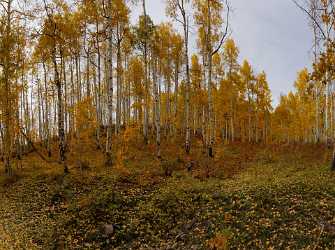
[170,33,183,136]
[40,0,72,173]
[0,0,25,175]
[1,0,14,176]
[102,0,130,165]
[194,0,230,157]
[152,41,161,158]
[142,0,149,144]
[127,56,144,125]
[222,38,239,142]
[106,3,114,166]
[190,54,203,133]
[166,0,192,154]
[240,60,255,142]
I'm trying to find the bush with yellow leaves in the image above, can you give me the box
[207,230,231,250]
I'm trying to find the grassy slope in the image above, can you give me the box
[0,143,335,249]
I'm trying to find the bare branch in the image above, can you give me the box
[292,0,327,40]
[212,0,230,56]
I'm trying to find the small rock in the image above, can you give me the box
[212,192,222,199]
[87,229,99,241]
[324,223,335,235]
[103,224,115,236]
[183,218,197,231]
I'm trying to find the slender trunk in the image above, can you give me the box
[96,21,102,147]
[116,37,122,133]
[166,51,171,138]
[142,0,149,144]
[70,58,75,135]
[180,1,191,155]
[37,77,42,140]
[207,0,214,157]
[325,79,329,141]
[3,0,13,176]
[43,61,51,157]
[153,58,161,158]
[106,25,114,166]
[174,62,179,136]
[62,55,68,136]
[53,47,68,173]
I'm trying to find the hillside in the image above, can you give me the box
[1,144,334,249]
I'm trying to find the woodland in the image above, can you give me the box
[0,0,335,249]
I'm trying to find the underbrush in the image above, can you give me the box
[44,170,335,249]
[0,143,334,249]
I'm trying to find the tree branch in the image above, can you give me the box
[292,0,327,40]
[212,0,230,56]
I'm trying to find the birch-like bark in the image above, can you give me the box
[116,36,122,133]
[3,0,13,176]
[142,0,149,144]
[53,47,67,173]
[175,0,191,154]
[43,61,51,156]
[153,58,161,158]
[96,20,102,147]
[106,24,114,166]
[174,61,179,136]
[207,0,214,157]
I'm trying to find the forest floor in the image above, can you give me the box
[0,142,335,249]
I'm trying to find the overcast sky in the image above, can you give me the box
[131,0,314,105]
